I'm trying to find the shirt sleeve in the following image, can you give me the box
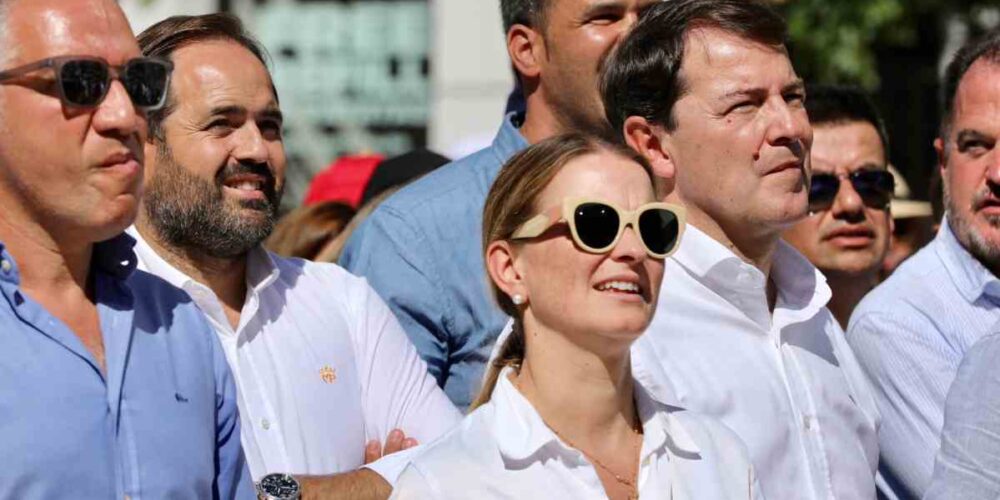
[847,310,955,497]
[389,464,442,500]
[351,278,462,485]
[210,324,256,500]
[339,206,452,389]
[924,332,1000,500]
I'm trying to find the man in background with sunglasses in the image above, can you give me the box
[783,84,895,329]
[846,27,1000,499]
[603,1,881,498]
[0,0,253,498]
[130,13,460,500]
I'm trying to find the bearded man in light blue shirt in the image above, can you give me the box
[0,0,252,498]
[341,0,659,409]
[848,26,1000,500]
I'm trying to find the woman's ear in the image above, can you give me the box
[624,116,677,199]
[486,240,527,304]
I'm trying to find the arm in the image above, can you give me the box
[352,279,462,484]
[924,333,1000,499]
[847,311,957,497]
[339,206,452,389]
[211,328,256,500]
[296,470,390,500]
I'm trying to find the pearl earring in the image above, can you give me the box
[512,294,525,305]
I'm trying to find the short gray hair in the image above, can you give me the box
[500,0,549,32]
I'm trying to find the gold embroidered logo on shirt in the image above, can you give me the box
[320,366,337,384]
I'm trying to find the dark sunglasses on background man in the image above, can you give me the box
[0,55,173,111]
[512,198,687,259]
[809,169,895,214]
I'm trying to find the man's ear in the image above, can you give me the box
[623,116,677,198]
[486,240,527,304]
[507,24,544,81]
[934,137,948,179]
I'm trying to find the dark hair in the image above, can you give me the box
[470,132,652,410]
[137,13,272,141]
[500,0,549,33]
[601,0,787,136]
[805,84,890,157]
[940,26,1000,140]
[265,201,356,261]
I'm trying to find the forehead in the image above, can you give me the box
[811,121,886,173]
[169,40,277,113]
[546,0,658,20]
[680,27,795,93]
[538,150,653,207]
[952,59,1000,130]
[7,0,138,65]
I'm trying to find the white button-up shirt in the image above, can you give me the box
[129,229,461,484]
[392,367,761,499]
[632,226,880,500]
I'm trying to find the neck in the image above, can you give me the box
[0,204,92,295]
[135,214,247,314]
[513,320,638,445]
[518,91,566,145]
[681,207,781,277]
[824,269,877,329]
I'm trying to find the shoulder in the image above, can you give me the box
[126,269,204,322]
[407,404,499,475]
[854,242,946,316]
[374,147,498,216]
[268,252,378,312]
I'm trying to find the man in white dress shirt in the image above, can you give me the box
[602,1,881,498]
[131,13,461,499]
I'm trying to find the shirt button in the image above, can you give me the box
[803,415,813,430]
[1,259,10,273]
[261,418,271,430]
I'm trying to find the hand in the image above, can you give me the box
[363,428,418,463]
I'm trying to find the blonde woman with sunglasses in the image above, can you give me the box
[391,134,761,500]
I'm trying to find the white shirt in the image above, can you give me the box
[632,226,880,500]
[129,229,462,484]
[391,367,761,500]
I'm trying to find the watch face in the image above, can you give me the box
[260,473,300,499]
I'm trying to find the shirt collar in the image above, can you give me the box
[490,367,701,463]
[127,226,280,296]
[0,233,137,286]
[671,225,830,327]
[490,112,529,166]
[936,217,1000,303]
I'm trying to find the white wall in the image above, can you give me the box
[428,0,512,158]
[120,0,218,34]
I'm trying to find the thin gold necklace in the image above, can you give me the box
[548,425,642,500]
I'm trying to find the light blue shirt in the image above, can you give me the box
[925,330,1000,499]
[340,113,528,409]
[848,219,1000,499]
[0,234,253,500]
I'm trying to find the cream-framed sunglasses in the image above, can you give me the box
[511,198,687,259]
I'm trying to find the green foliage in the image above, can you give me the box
[776,0,993,90]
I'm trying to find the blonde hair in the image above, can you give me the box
[470,132,652,410]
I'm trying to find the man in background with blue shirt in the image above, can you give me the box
[848,26,1000,500]
[0,0,252,498]
[340,0,657,409]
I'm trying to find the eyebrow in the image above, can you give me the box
[720,79,805,101]
[581,0,626,17]
[956,129,995,144]
[208,104,283,123]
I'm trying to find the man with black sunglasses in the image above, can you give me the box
[847,27,1000,499]
[602,1,881,499]
[783,84,894,329]
[0,0,253,498]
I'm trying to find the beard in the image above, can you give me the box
[143,141,283,259]
[945,182,1000,270]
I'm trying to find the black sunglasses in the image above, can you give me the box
[0,55,173,111]
[809,169,895,213]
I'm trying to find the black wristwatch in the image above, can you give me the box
[256,473,301,500]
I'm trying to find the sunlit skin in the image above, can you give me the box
[0,0,146,373]
[488,150,665,500]
[514,0,658,142]
[0,0,146,246]
[657,28,812,269]
[936,59,1000,273]
[784,122,891,276]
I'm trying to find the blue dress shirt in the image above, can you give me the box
[0,234,253,499]
[340,113,528,409]
[848,219,1000,499]
[925,330,1000,499]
